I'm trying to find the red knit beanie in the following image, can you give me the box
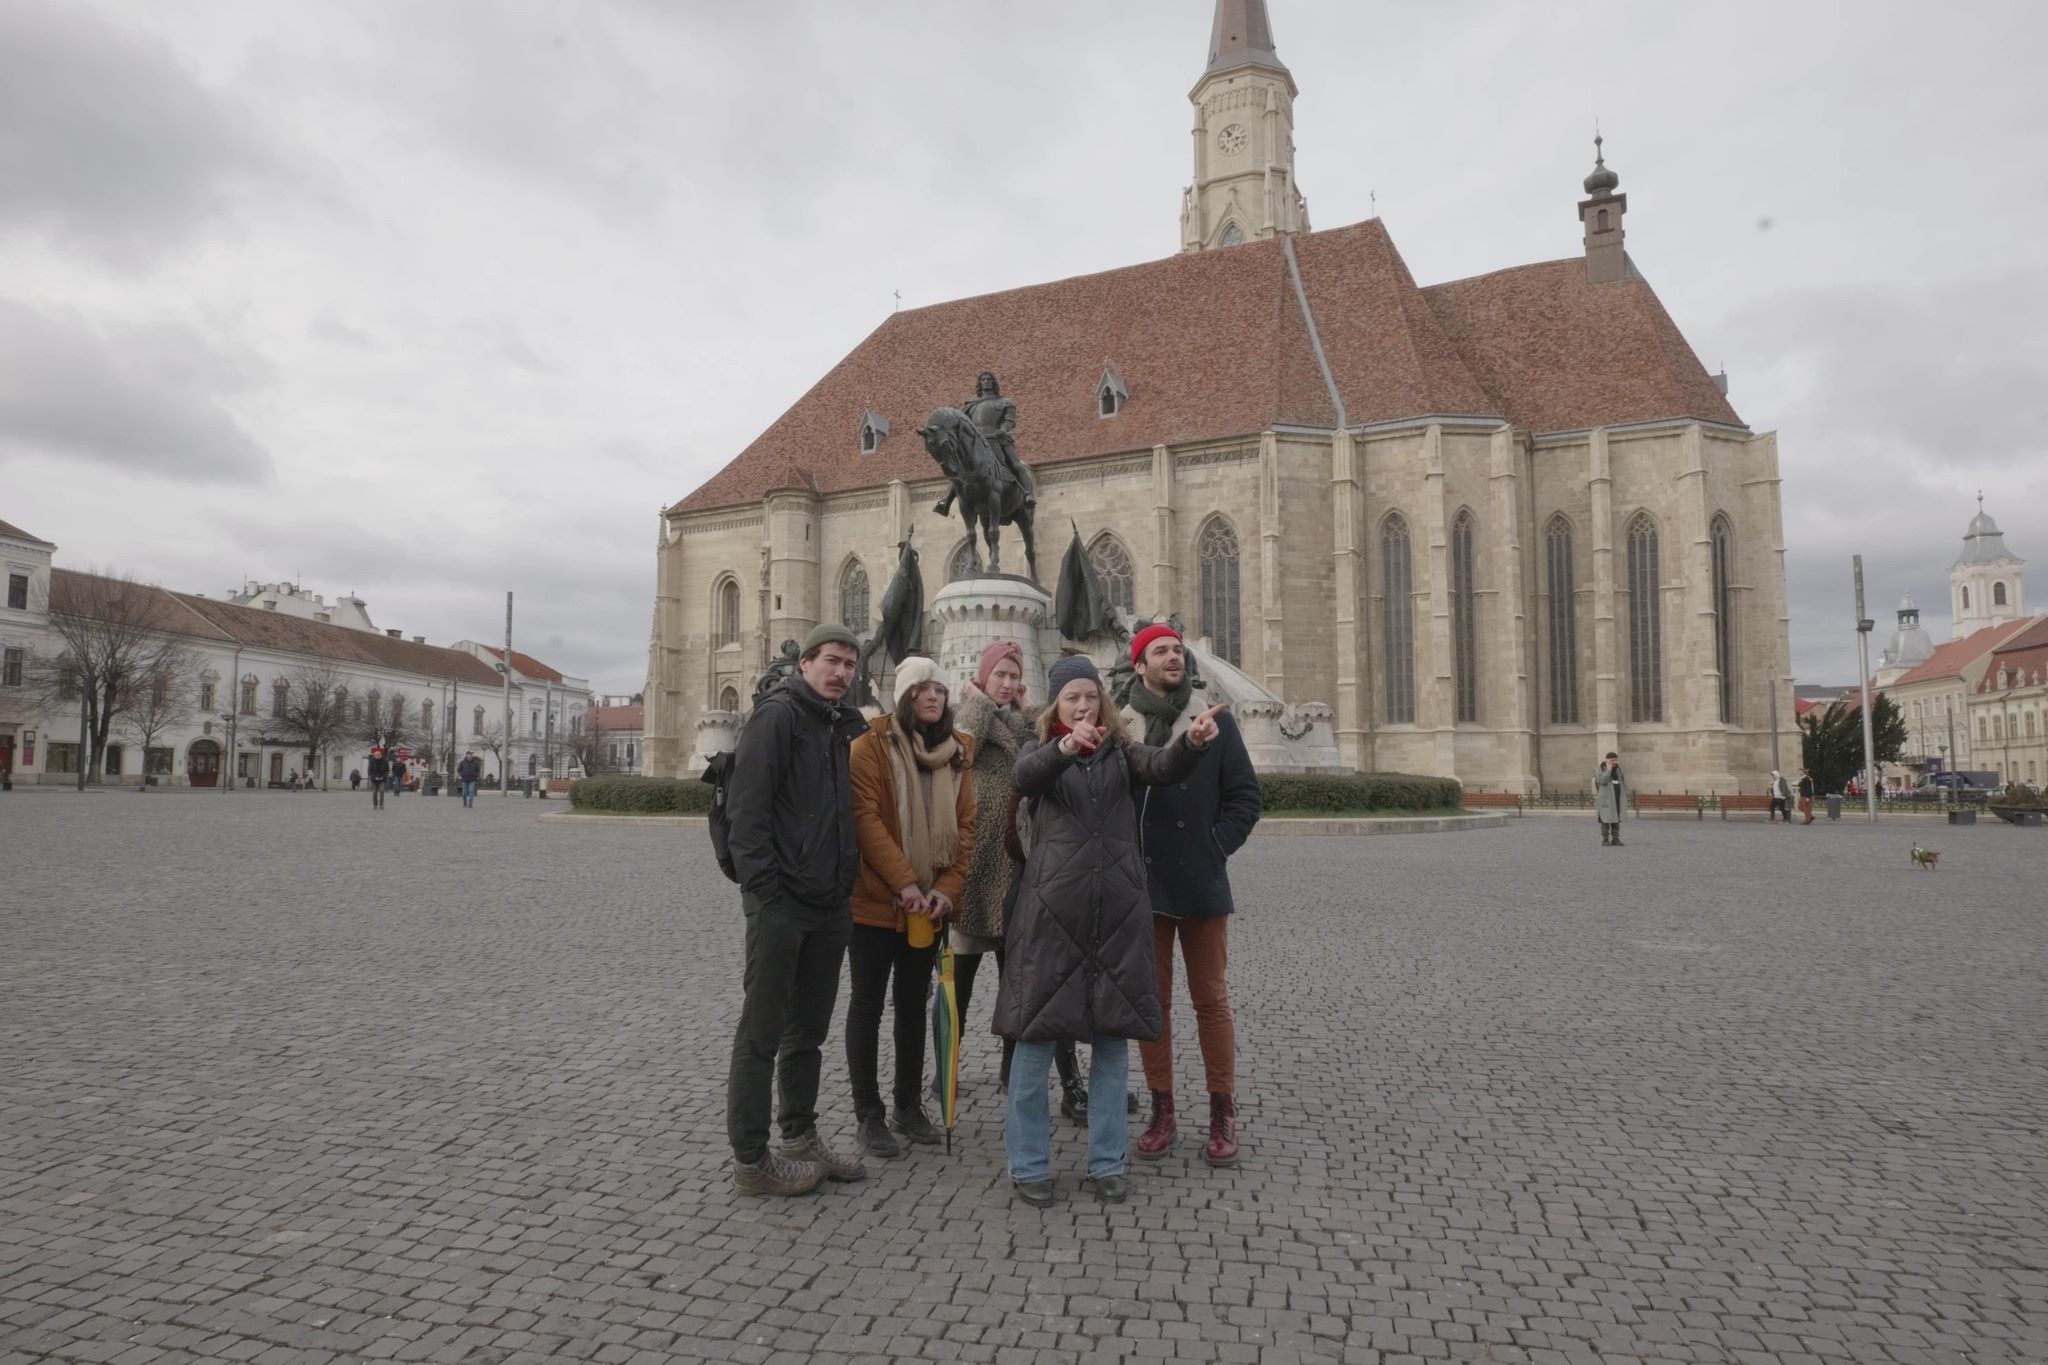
[975,639,1023,691]
[1130,623,1182,666]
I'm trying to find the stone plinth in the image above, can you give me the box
[929,576,1059,702]
[688,710,741,773]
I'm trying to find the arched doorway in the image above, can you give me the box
[188,740,221,788]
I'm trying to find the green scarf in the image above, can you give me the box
[1128,676,1193,747]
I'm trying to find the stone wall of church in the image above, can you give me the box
[648,420,1797,795]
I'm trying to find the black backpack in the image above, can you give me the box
[702,750,739,883]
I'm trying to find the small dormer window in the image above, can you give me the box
[858,408,888,454]
[1097,366,1128,418]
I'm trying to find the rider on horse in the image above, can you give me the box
[964,371,1036,510]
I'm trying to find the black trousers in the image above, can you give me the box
[845,923,936,1121]
[726,893,850,1163]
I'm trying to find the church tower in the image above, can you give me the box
[1950,495,2026,638]
[1181,0,1309,252]
[1577,134,1628,284]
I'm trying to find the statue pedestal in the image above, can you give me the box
[930,576,1060,703]
[688,710,741,773]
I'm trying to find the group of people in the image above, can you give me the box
[351,748,486,808]
[1595,754,1821,839]
[722,621,1262,1206]
[1767,768,1817,824]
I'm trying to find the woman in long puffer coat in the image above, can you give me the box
[994,654,1223,1208]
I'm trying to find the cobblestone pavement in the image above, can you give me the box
[3,790,2044,1365]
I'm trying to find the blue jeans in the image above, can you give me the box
[1005,1037,1128,1183]
[460,780,477,806]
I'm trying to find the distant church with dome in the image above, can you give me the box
[645,0,1799,795]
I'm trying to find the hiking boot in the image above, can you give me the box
[781,1127,866,1183]
[1059,1079,1088,1125]
[1135,1092,1175,1160]
[891,1105,941,1146]
[1204,1093,1239,1167]
[732,1151,825,1197]
[1081,1173,1129,1204]
[858,1113,899,1160]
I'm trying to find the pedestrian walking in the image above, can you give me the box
[950,641,1090,1120]
[390,759,406,798]
[349,768,361,792]
[846,657,976,1160]
[457,752,481,808]
[1120,624,1262,1168]
[1796,768,1816,824]
[287,769,300,792]
[995,654,1222,1207]
[366,747,389,810]
[723,624,870,1197]
[1767,769,1792,822]
[1594,751,1626,846]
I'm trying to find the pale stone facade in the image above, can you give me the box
[646,1,1798,796]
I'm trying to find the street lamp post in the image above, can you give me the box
[1853,556,1878,822]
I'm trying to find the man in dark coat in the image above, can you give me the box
[456,752,482,808]
[723,624,870,1197]
[365,747,389,810]
[1119,624,1262,1168]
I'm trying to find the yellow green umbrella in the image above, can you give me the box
[930,938,960,1152]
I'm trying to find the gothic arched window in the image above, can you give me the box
[719,686,739,714]
[721,577,743,645]
[1450,509,1478,723]
[839,559,870,630]
[946,540,976,584]
[1545,516,1580,724]
[1626,512,1664,723]
[1219,222,1245,247]
[1380,513,1415,725]
[1088,533,1136,615]
[1711,514,1737,723]
[1196,516,1242,666]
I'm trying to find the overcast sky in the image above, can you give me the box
[4,0,2043,691]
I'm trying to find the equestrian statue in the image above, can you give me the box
[919,370,1040,583]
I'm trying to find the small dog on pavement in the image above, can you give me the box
[1910,844,1940,871]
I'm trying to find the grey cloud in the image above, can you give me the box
[0,299,275,482]
[310,314,378,350]
[0,0,281,266]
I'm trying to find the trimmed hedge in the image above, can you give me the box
[1259,772,1462,814]
[569,775,713,814]
[569,772,1461,817]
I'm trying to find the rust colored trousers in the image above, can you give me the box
[1138,914,1236,1096]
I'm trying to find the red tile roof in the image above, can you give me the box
[1889,619,2037,688]
[0,517,54,545]
[669,219,1746,516]
[49,569,503,684]
[476,644,565,683]
[1421,259,1742,433]
[592,703,643,732]
[1980,616,2048,691]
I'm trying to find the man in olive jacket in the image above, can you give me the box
[1120,624,1262,1167]
[724,625,869,1196]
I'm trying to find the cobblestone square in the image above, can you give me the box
[3,792,2044,1364]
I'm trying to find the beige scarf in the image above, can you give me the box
[888,722,960,893]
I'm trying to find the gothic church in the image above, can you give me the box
[646,0,1797,795]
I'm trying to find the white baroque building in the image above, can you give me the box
[0,517,589,789]
[645,0,1798,795]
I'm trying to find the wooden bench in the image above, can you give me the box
[1632,792,1703,819]
[1718,794,1776,820]
[1461,791,1524,816]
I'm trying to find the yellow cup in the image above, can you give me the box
[906,912,935,949]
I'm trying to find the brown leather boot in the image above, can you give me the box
[1204,1093,1239,1167]
[1134,1091,1175,1160]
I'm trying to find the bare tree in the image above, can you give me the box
[563,705,610,776]
[119,642,200,790]
[279,661,349,791]
[26,571,190,784]
[474,716,509,788]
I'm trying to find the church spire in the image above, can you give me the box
[1576,131,1628,283]
[1206,0,1290,83]
[1182,0,1308,252]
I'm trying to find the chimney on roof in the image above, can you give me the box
[1577,133,1628,284]
[413,635,425,644]
[386,628,402,638]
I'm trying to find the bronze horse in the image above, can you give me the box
[918,406,1039,581]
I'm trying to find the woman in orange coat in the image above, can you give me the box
[846,656,976,1160]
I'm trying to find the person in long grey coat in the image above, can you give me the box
[993,654,1222,1208]
[1594,751,1626,847]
